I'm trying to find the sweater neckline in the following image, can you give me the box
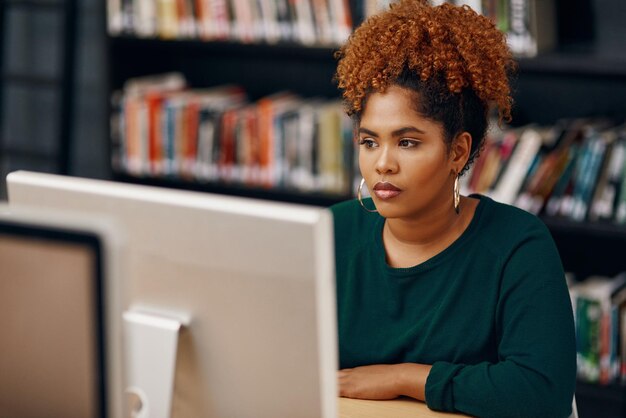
[373,194,489,277]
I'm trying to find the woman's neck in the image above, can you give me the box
[382,196,478,268]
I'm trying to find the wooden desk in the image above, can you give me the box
[339,397,471,418]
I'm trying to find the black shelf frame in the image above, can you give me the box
[107,36,341,101]
[110,36,626,79]
[2,73,60,88]
[0,0,78,176]
[518,49,626,79]
[4,0,64,10]
[576,380,626,418]
[541,216,626,279]
[112,172,351,207]
[109,36,340,60]
[0,146,57,161]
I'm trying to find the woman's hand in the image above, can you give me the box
[338,363,432,401]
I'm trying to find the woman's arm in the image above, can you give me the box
[424,226,576,418]
[338,363,432,400]
[338,224,576,418]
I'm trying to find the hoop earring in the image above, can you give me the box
[453,174,460,214]
[357,178,378,213]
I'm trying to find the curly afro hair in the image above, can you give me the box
[335,0,515,173]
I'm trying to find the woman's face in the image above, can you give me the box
[358,85,457,220]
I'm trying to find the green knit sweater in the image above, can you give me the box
[330,195,576,418]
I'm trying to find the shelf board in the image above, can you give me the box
[576,380,626,404]
[3,0,63,10]
[541,216,626,241]
[108,36,339,61]
[576,379,626,418]
[113,173,350,207]
[1,73,60,88]
[0,147,57,161]
[518,47,626,78]
[108,175,626,230]
[109,36,626,78]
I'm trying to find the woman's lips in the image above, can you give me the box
[373,182,402,200]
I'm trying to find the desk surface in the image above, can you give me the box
[339,397,471,418]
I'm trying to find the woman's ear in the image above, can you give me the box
[450,132,472,173]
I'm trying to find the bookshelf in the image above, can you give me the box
[106,0,626,416]
[107,36,347,206]
[0,0,78,197]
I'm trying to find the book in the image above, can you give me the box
[311,0,334,45]
[456,0,482,14]
[571,274,626,384]
[491,126,543,205]
[121,0,135,33]
[317,101,347,193]
[571,130,608,221]
[507,0,556,57]
[544,122,588,217]
[231,0,255,42]
[145,92,165,175]
[615,131,626,224]
[329,0,352,43]
[556,121,611,219]
[611,283,626,383]
[292,0,317,45]
[292,100,320,191]
[275,0,294,40]
[211,0,231,39]
[474,141,501,193]
[490,130,519,191]
[196,107,221,180]
[123,72,186,97]
[108,0,124,34]
[588,131,619,222]
[156,0,179,38]
[257,0,280,43]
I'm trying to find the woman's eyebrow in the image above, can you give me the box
[392,126,426,136]
[358,126,426,137]
[358,127,378,137]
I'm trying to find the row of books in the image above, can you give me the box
[108,0,555,56]
[112,75,626,223]
[462,119,626,225]
[569,273,626,385]
[110,73,354,195]
[107,0,353,45]
[434,0,555,57]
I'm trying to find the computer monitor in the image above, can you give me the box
[7,171,338,418]
[0,204,123,418]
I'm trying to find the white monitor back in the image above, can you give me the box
[7,171,338,418]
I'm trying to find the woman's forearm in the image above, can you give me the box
[394,363,433,401]
[338,363,433,400]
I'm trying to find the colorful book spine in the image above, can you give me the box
[112,74,352,195]
[109,0,355,45]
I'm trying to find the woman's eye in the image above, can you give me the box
[358,138,377,148]
[399,139,418,148]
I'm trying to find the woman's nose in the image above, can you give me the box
[375,148,399,175]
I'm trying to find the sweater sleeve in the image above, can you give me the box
[424,223,577,418]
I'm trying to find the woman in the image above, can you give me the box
[331,1,576,417]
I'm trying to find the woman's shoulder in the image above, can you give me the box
[474,194,552,241]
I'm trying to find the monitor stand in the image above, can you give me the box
[123,310,190,418]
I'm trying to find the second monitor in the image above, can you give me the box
[7,171,338,418]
